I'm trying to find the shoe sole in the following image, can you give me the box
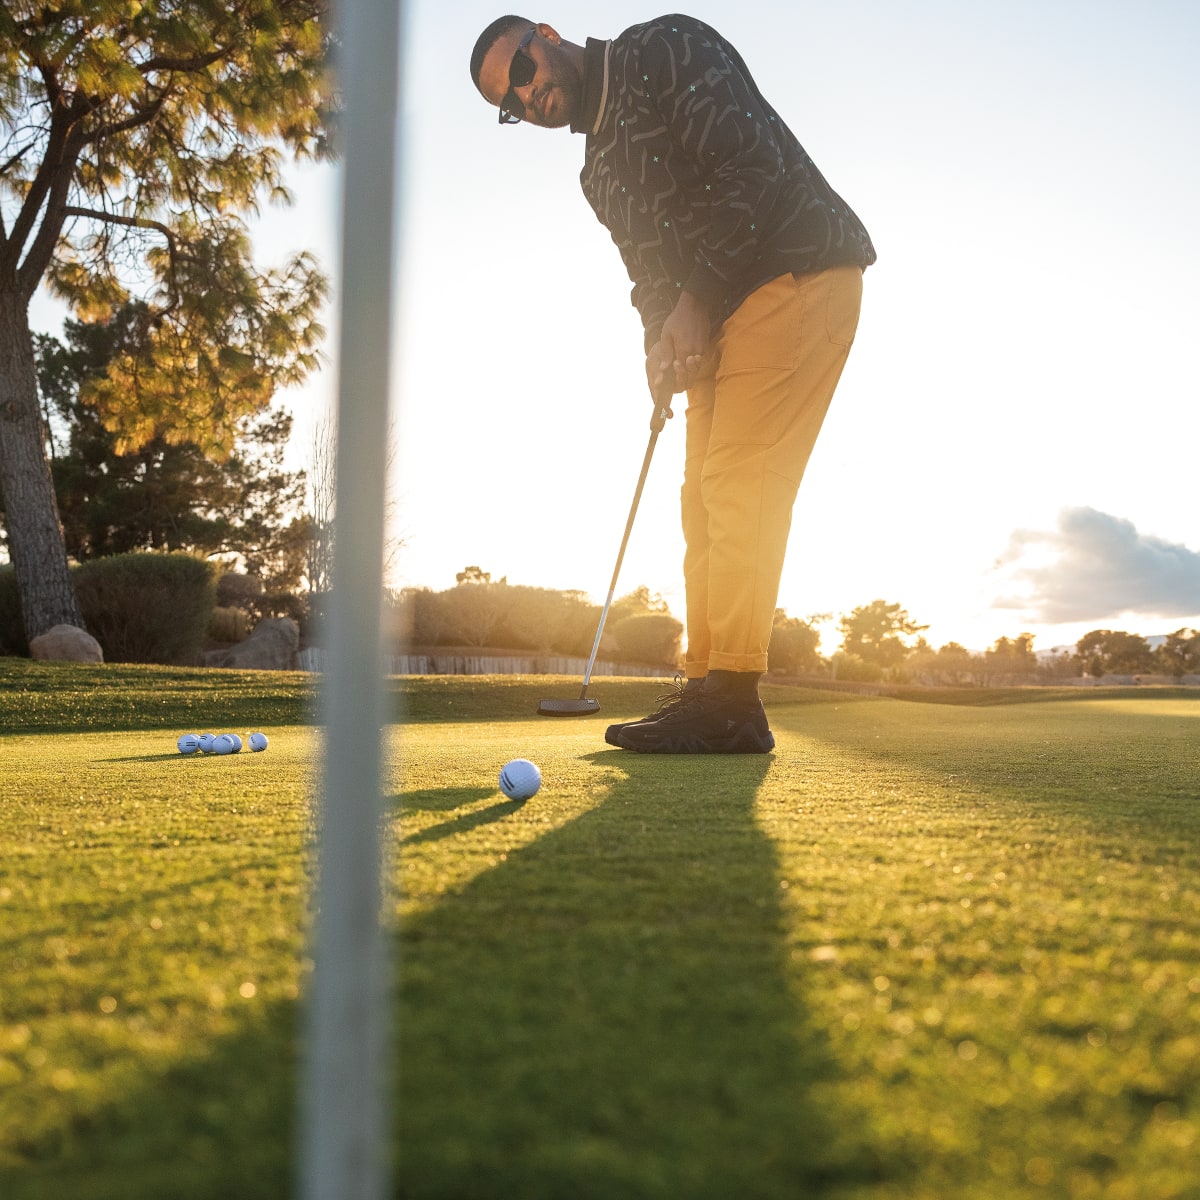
[615,722,775,754]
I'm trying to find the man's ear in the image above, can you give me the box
[536,22,562,46]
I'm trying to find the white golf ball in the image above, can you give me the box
[211,734,236,756]
[177,733,201,755]
[197,733,216,753]
[499,758,541,801]
[248,732,269,752]
[227,733,243,753]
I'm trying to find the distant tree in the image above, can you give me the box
[398,587,447,648]
[609,585,670,626]
[456,565,496,585]
[1155,628,1200,678]
[768,608,826,674]
[29,309,307,584]
[907,640,984,686]
[830,651,881,682]
[1074,630,1154,677]
[305,411,404,609]
[838,600,928,672]
[306,414,337,598]
[612,612,683,667]
[505,586,596,655]
[1036,647,1079,682]
[0,0,331,642]
[441,580,510,647]
[985,633,1037,683]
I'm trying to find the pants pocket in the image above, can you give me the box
[716,275,802,373]
[824,266,863,348]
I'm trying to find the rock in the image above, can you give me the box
[209,617,299,671]
[29,624,104,663]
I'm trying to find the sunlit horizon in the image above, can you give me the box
[22,0,1200,662]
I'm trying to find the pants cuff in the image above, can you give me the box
[707,651,769,674]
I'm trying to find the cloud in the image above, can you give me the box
[993,507,1200,624]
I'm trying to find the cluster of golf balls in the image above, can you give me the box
[177,731,269,756]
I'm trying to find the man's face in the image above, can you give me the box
[478,23,580,129]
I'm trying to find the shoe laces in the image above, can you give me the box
[651,674,693,716]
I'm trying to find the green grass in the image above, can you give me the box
[2,659,1198,1198]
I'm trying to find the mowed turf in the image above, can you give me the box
[1,661,1198,1199]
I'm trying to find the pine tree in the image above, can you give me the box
[0,0,332,639]
[30,306,308,587]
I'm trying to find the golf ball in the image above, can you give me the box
[499,758,541,801]
[227,733,243,753]
[177,733,201,755]
[248,731,269,752]
[211,734,237,756]
[197,733,216,753]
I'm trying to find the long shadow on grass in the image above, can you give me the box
[398,792,527,848]
[3,750,901,1200]
[395,752,895,1200]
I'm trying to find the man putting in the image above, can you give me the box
[471,14,875,754]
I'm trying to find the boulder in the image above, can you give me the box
[29,624,104,664]
[209,617,299,671]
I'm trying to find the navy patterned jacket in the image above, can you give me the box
[572,14,876,350]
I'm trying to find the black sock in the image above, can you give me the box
[703,670,761,700]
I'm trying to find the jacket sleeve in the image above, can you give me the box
[638,18,791,310]
[621,246,675,354]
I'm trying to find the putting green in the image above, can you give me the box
[2,669,1197,1199]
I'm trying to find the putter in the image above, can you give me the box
[538,389,674,716]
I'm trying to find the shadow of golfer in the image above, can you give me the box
[395,752,890,1198]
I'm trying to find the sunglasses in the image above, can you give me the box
[498,27,537,124]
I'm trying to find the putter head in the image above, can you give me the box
[537,697,601,717]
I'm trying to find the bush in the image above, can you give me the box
[73,553,217,664]
[831,651,883,682]
[768,614,825,675]
[208,605,250,644]
[612,612,683,667]
[0,566,28,656]
[216,571,265,610]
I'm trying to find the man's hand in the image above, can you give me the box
[646,290,711,400]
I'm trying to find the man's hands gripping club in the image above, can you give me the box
[645,290,711,428]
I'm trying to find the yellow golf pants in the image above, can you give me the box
[681,265,863,676]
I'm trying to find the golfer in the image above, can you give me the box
[471,14,875,753]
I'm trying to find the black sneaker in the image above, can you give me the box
[604,675,703,747]
[615,689,775,754]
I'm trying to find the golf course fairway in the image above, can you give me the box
[2,663,1197,1198]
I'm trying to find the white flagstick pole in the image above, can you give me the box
[299,0,402,1196]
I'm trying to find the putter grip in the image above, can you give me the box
[650,385,674,433]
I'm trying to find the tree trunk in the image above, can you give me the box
[0,289,84,641]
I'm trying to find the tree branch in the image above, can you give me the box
[138,47,231,74]
[54,205,186,311]
[59,205,178,249]
[3,63,86,277]
[84,89,170,146]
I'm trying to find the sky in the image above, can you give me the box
[28,0,1200,655]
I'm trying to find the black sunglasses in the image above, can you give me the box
[498,27,537,124]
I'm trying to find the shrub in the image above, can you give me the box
[216,571,265,610]
[73,553,217,664]
[768,614,825,675]
[612,612,683,667]
[208,605,250,644]
[831,651,883,682]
